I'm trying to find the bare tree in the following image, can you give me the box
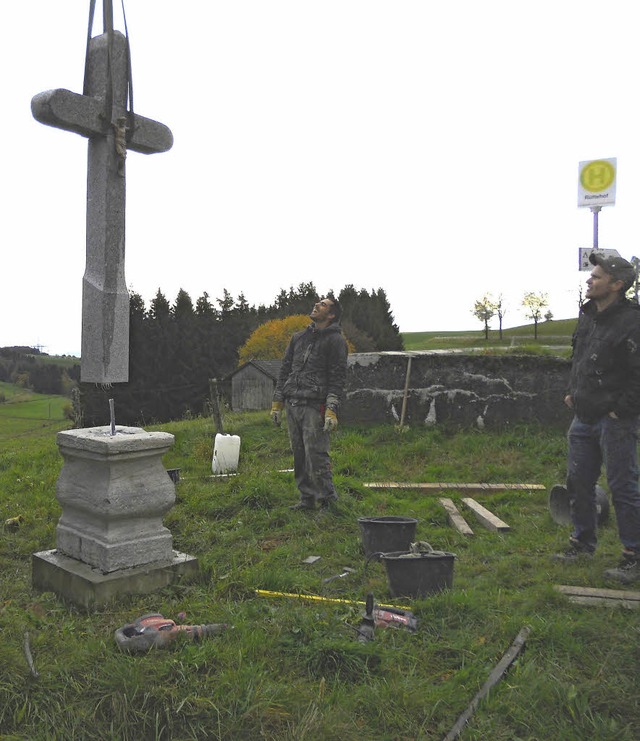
[522,292,549,340]
[472,294,498,340]
[577,283,584,310]
[495,294,506,340]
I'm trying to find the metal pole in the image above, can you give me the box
[591,206,601,249]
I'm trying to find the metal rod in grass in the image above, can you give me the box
[23,631,39,679]
[443,625,530,741]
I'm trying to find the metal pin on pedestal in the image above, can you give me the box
[109,398,116,436]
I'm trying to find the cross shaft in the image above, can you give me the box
[32,30,172,383]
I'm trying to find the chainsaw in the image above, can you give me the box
[114,613,228,654]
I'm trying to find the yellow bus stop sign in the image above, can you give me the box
[578,158,616,207]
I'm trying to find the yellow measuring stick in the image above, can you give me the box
[255,589,412,612]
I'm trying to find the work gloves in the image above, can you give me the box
[323,408,338,432]
[270,401,283,427]
[271,400,339,432]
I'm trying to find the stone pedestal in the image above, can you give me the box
[33,425,198,610]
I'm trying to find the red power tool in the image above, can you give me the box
[114,613,228,654]
[373,604,418,632]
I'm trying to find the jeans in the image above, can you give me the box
[566,415,640,552]
[285,402,337,506]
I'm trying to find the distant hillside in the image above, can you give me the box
[0,346,80,396]
[401,317,578,352]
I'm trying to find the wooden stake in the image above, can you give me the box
[208,378,224,434]
[444,626,530,741]
[461,498,510,531]
[439,498,474,536]
[398,355,412,428]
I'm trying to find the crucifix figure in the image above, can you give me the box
[31,2,173,383]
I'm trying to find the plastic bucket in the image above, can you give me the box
[548,484,610,526]
[379,546,456,598]
[358,516,418,558]
[212,434,241,474]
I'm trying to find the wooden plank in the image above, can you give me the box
[555,585,640,602]
[461,497,510,532]
[439,498,474,536]
[562,595,640,609]
[363,482,544,492]
[555,584,640,609]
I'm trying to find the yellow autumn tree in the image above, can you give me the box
[238,315,310,365]
[238,314,354,366]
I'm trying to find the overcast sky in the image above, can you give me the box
[3,1,639,356]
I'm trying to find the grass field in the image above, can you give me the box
[1,401,639,739]
[0,381,70,443]
[401,318,578,352]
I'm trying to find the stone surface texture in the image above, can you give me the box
[32,549,198,612]
[54,426,176,573]
[343,352,572,429]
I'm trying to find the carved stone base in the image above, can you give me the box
[54,425,176,573]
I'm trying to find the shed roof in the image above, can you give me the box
[227,359,283,381]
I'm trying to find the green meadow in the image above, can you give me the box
[1,374,639,739]
[0,381,70,442]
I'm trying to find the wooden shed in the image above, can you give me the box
[227,360,283,411]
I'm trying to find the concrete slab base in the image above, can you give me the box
[32,549,199,612]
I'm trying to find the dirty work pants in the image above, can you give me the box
[285,402,337,506]
[567,414,640,552]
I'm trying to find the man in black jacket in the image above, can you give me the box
[271,297,348,511]
[557,252,640,582]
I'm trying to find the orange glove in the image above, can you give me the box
[271,401,284,427]
[323,408,338,432]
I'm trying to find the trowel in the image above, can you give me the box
[323,567,356,584]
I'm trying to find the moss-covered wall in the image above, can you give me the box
[343,352,572,429]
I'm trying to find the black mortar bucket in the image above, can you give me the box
[377,545,456,598]
[166,468,181,484]
[548,484,609,526]
[358,516,418,558]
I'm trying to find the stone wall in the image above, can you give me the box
[342,352,573,429]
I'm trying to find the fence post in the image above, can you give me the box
[208,378,224,434]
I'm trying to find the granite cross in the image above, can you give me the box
[31,8,173,383]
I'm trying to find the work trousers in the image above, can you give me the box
[285,402,337,506]
[567,414,640,552]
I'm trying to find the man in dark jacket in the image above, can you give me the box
[557,252,640,582]
[271,297,348,511]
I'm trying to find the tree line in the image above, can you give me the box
[472,292,553,340]
[80,283,403,426]
[0,347,79,397]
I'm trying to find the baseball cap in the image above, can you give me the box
[589,252,636,291]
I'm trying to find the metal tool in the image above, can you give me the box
[356,593,376,642]
[323,567,356,584]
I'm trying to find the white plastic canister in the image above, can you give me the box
[212,433,241,474]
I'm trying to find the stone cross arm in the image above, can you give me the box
[31,89,173,154]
